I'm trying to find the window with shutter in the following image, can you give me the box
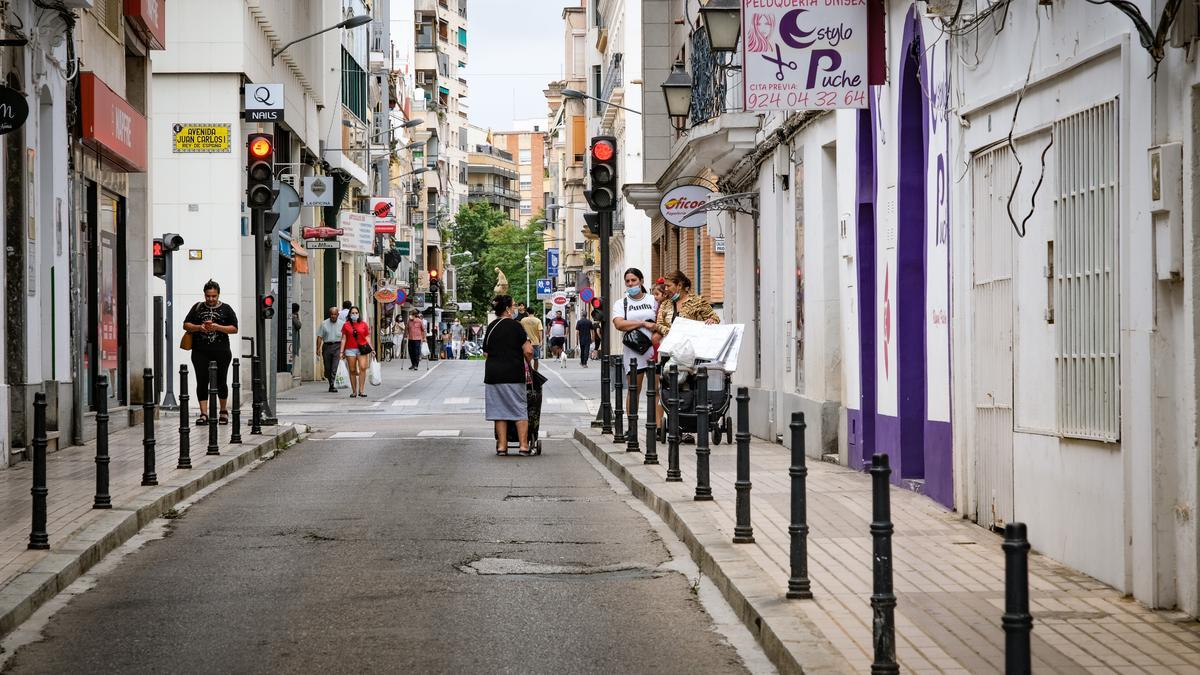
[1053,100,1120,441]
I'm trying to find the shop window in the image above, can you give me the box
[86,187,127,408]
[341,48,368,122]
[1053,100,1119,441]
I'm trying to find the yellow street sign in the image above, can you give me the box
[172,123,231,153]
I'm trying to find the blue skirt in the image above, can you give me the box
[485,383,527,421]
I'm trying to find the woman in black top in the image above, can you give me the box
[483,295,533,455]
[182,280,239,425]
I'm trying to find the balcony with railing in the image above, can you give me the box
[688,29,744,127]
[468,184,521,203]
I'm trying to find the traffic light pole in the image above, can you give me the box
[161,252,178,409]
[252,208,275,425]
[598,210,612,431]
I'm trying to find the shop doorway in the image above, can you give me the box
[85,184,127,409]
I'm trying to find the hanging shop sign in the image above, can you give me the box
[741,0,868,111]
[338,212,375,253]
[124,0,166,50]
[660,185,714,228]
[172,123,231,153]
[372,196,397,234]
[374,287,399,303]
[81,73,148,172]
[303,176,334,206]
[0,85,29,136]
[244,83,284,122]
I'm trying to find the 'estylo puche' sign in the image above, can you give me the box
[0,85,29,136]
[741,0,868,111]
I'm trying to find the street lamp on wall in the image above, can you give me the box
[699,0,742,53]
[272,14,372,65]
[661,62,694,131]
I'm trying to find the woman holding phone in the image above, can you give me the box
[182,280,239,425]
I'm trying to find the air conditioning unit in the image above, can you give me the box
[277,174,299,192]
[574,242,585,252]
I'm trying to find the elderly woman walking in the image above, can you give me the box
[483,295,533,456]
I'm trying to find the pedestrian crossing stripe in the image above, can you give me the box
[392,399,418,407]
[443,397,470,405]
[330,432,376,439]
[417,430,461,437]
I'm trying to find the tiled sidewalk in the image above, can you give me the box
[0,414,300,636]
[576,427,1200,674]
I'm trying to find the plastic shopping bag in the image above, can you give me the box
[334,360,351,389]
[420,341,430,358]
[369,357,383,386]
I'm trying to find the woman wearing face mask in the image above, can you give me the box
[182,280,239,426]
[340,306,373,397]
[656,269,719,337]
[612,268,658,411]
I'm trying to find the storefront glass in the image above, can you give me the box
[86,190,125,409]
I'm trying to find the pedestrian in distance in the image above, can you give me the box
[483,295,533,456]
[406,310,426,370]
[340,306,373,398]
[612,267,657,411]
[316,306,343,392]
[520,306,544,366]
[290,303,302,366]
[548,310,569,367]
[337,300,352,323]
[182,280,238,426]
[450,318,466,359]
[575,312,595,368]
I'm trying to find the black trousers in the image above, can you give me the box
[191,345,233,400]
[408,339,422,369]
[322,343,341,385]
[579,339,592,366]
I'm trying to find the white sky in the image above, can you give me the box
[461,0,568,131]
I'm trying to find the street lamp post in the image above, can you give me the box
[272,14,372,65]
[561,88,642,116]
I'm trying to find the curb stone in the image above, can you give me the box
[575,428,853,675]
[0,425,304,639]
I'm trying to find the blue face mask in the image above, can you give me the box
[672,292,680,301]
[626,286,641,297]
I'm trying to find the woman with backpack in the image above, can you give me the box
[612,267,658,412]
[340,306,373,398]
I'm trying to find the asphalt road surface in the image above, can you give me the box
[2,358,758,674]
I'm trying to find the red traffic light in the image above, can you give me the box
[152,240,163,257]
[592,297,601,308]
[591,140,614,162]
[249,136,272,159]
[262,295,275,307]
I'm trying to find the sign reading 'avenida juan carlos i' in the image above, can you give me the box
[741,0,868,111]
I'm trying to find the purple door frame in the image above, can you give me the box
[852,103,877,471]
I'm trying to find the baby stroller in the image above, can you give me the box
[658,360,734,445]
[496,373,545,455]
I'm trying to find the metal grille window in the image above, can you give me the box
[1053,100,1119,441]
[94,0,123,36]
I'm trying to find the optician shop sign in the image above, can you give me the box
[659,185,714,228]
[741,0,868,111]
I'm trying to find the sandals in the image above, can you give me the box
[195,414,209,426]
[518,447,532,456]
[219,411,229,425]
[496,447,508,456]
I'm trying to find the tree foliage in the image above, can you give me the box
[478,221,547,309]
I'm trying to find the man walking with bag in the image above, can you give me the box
[316,306,343,392]
[405,310,426,370]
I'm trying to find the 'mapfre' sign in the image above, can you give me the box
[0,85,29,136]
[741,0,868,111]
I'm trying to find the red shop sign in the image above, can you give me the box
[124,0,165,50]
[374,224,397,235]
[81,73,147,173]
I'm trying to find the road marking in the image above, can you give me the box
[379,362,442,402]
[330,431,376,439]
[417,430,462,437]
[443,397,470,405]
[391,399,418,407]
[369,402,381,408]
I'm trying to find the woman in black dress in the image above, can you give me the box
[483,295,533,455]
[182,280,239,425]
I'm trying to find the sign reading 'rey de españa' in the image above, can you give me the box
[742,0,868,111]
[172,123,231,153]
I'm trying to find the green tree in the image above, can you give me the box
[447,203,508,314]
[479,221,547,309]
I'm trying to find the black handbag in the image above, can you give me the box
[621,298,653,355]
[529,366,548,389]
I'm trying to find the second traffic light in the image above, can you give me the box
[260,293,275,320]
[246,133,276,211]
[584,136,618,213]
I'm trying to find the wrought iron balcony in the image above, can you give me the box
[688,30,742,127]
[601,52,623,106]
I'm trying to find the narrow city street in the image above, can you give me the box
[0,358,761,674]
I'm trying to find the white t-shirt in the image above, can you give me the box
[621,292,658,371]
[549,319,568,338]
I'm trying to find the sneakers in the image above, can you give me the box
[328,384,337,393]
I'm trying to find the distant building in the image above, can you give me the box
[492,130,547,227]
[466,143,520,222]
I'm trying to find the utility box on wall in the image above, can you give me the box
[1149,142,1183,281]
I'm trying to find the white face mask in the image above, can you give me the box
[350,313,360,321]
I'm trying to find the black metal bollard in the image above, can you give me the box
[251,356,263,435]
[643,364,658,465]
[626,358,641,452]
[600,353,612,434]
[177,366,192,470]
[94,376,112,508]
[207,362,220,455]
[694,367,713,501]
[141,369,158,486]
[870,453,898,674]
[666,364,682,482]
[733,388,755,543]
[613,357,626,443]
[230,358,243,444]
[786,411,812,596]
[29,393,49,550]
[1003,522,1033,675]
